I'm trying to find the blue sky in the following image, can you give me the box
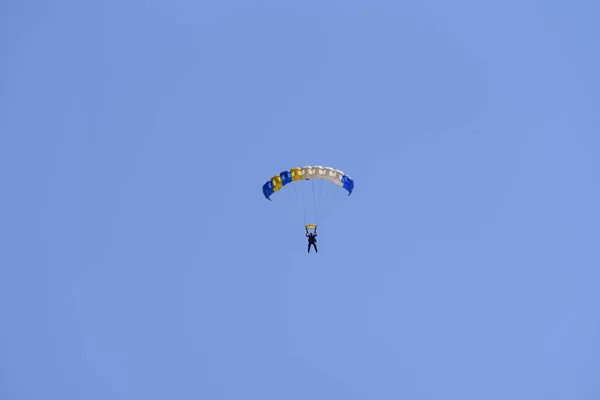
[1,0,599,399]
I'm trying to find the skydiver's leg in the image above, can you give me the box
[314,243,318,253]
[308,243,311,253]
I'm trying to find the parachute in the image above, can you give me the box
[262,165,354,230]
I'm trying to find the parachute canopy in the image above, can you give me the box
[262,165,354,228]
[262,166,354,200]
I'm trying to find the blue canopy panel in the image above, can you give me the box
[262,181,275,200]
[341,175,354,195]
[280,170,292,186]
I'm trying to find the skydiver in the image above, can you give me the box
[306,228,318,253]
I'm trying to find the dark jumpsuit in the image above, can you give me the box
[307,232,318,253]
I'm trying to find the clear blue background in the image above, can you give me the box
[2,0,599,399]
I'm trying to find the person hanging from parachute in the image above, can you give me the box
[306,225,318,253]
[261,165,354,253]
